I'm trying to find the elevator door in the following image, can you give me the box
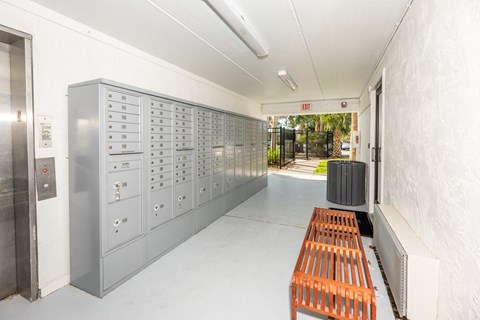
[0,41,16,300]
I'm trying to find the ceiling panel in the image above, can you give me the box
[30,0,410,104]
[292,0,410,99]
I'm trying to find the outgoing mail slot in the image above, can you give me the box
[108,160,142,172]
[175,154,193,163]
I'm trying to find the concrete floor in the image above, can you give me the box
[0,173,395,320]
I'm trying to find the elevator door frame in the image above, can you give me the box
[0,24,38,302]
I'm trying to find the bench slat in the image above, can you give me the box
[291,208,376,320]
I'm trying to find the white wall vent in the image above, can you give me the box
[374,204,439,320]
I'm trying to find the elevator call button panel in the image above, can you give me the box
[36,157,57,201]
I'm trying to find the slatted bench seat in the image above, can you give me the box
[291,208,376,320]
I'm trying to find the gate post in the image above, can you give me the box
[280,127,283,169]
[305,130,309,160]
[293,129,296,162]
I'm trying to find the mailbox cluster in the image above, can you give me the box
[68,79,268,298]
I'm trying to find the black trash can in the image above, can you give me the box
[327,161,366,206]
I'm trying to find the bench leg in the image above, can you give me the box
[291,305,297,320]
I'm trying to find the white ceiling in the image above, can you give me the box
[30,0,410,104]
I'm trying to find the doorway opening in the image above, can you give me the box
[0,25,38,302]
[367,72,385,215]
[374,85,383,204]
[266,113,353,172]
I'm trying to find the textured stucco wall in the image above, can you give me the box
[360,0,480,318]
[0,0,262,297]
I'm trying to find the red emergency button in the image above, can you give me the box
[42,167,48,174]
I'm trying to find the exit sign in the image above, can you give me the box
[302,103,311,111]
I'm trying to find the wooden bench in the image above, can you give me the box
[291,208,376,320]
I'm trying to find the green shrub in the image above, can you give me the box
[268,146,280,163]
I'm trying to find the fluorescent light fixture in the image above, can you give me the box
[203,0,268,58]
[277,70,298,91]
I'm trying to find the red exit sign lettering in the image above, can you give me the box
[302,103,311,111]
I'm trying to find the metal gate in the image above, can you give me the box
[294,130,333,160]
[267,127,295,168]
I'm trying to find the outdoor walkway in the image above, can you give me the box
[270,159,325,180]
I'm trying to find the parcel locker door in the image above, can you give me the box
[107,169,141,203]
[197,176,211,206]
[211,173,224,199]
[234,146,244,186]
[174,181,193,217]
[262,144,268,175]
[105,195,142,252]
[225,168,235,192]
[251,146,257,177]
[149,187,173,229]
[256,143,262,176]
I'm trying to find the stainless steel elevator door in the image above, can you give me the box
[0,42,16,300]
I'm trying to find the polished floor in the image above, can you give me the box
[0,173,395,320]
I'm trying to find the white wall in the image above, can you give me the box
[359,0,480,318]
[0,0,262,297]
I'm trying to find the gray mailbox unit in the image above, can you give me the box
[68,79,268,297]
